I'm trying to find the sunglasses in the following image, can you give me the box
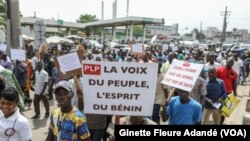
[5,118,17,140]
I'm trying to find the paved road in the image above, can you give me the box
[224,80,250,124]
[23,80,250,140]
[23,94,57,141]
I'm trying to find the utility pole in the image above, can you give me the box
[221,6,231,43]
[101,0,104,20]
[126,0,129,17]
[6,0,21,56]
[6,0,11,57]
[200,21,202,42]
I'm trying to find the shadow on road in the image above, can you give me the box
[32,117,49,130]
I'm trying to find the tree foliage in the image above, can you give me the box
[77,14,98,23]
[133,25,151,38]
[133,25,143,38]
[76,14,99,37]
[0,0,7,28]
[192,28,205,41]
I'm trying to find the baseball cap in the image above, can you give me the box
[54,80,72,93]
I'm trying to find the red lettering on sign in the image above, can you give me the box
[83,64,101,75]
[183,61,191,67]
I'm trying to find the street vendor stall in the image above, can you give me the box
[46,36,75,56]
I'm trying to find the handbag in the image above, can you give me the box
[220,94,240,117]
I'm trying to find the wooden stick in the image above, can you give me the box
[166,88,176,102]
[115,115,120,125]
[73,75,81,91]
[162,88,176,108]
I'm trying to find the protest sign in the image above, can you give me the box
[131,44,144,56]
[10,49,26,61]
[0,44,7,52]
[54,51,83,79]
[82,61,158,116]
[132,44,143,53]
[172,46,178,52]
[163,44,169,51]
[161,59,203,92]
[185,49,190,55]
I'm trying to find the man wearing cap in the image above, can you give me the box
[46,80,90,141]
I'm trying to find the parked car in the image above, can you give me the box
[240,43,250,51]
[89,40,103,48]
[111,44,131,52]
[222,43,234,50]
[230,45,245,55]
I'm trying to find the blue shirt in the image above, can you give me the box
[205,78,227,109]
[166,96,202,125]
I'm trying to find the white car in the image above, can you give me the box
[111,44,131,52]
[89,40,103,48]
[240,43,250,51]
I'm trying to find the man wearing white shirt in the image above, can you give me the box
[32,62,50,119]
[232,53,244,84]
[204,53,221,70]
[204,53,221,79]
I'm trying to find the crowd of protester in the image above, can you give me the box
[0,39,249,140]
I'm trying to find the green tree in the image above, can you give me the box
[145,29,152,39]
[0,0,7,28]
[133,25,143,38]
[130,25,152,39]
[77,14,98,23]
[76,14,99,37]
[192,28,205,41]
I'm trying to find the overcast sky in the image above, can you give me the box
[19,0,250,33]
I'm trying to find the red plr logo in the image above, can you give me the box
[83,64,101,75]
[183,62,191,67]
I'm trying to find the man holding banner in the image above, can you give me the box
[165,89,202,125]
[161,59,204,125]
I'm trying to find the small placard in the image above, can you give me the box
[10,49,26,61]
